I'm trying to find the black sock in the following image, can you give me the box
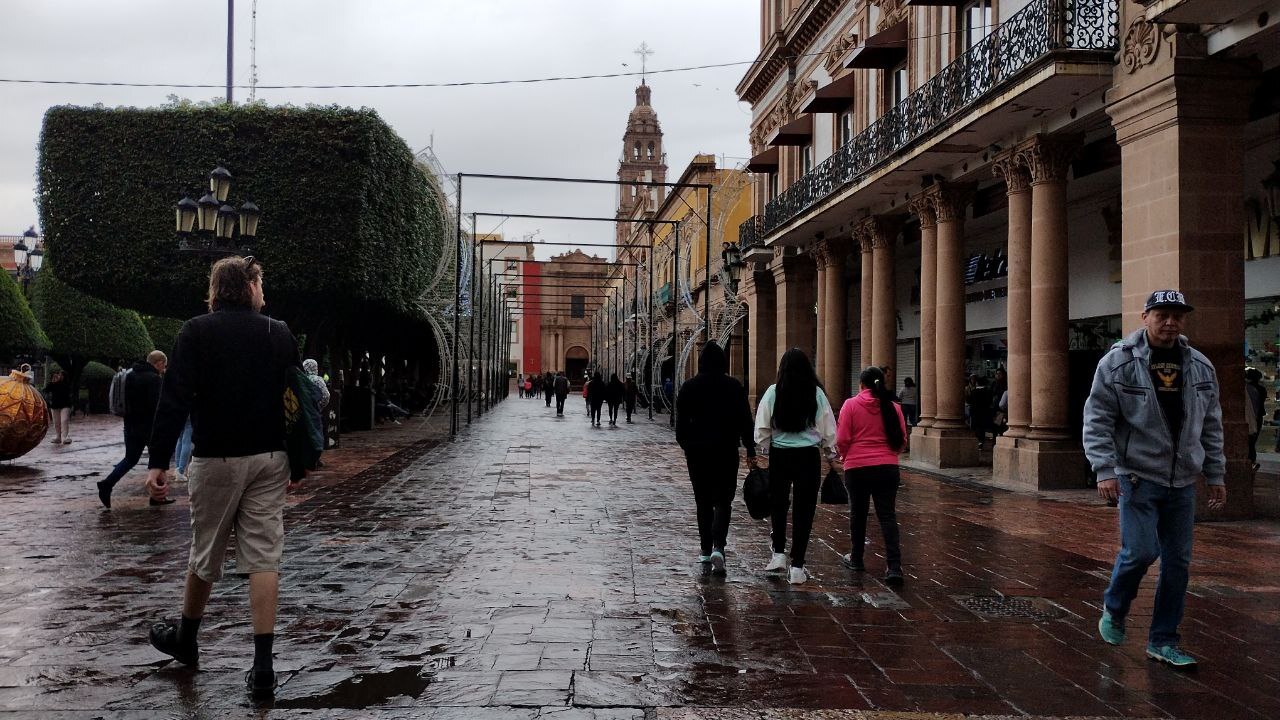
[178,615,201,646]
[253,634,274,671]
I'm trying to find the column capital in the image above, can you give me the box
[1015,134,1081,185]
[860,214,905,250]
[908,193,937,229]
[926,182,976,224]
[991,151,1032,194]
[854,223,874,254]
[809,240,829,271]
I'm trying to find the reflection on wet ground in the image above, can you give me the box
[1,401,1279,718]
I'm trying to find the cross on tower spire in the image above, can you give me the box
[633,42,654,83]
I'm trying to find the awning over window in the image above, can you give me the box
[801,74,857,113]
[745,147,780,173]
[846,21,908,69]
[766,114,813,147]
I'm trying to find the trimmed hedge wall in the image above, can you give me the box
[0,269,49,359]
[142,315,185,358]
[31,268,153,365]
[37,104,446,344]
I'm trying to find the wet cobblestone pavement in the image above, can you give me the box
[2,400,1280,718]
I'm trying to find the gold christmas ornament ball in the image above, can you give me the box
[0,370,50,461]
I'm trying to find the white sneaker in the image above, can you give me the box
[710,551,726,574]
[789,566,809,585]
[765,552,787,572]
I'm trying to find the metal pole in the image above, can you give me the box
[477,226,485,417]
[632,262,638,385]
[450,175,462,438]
[672,223,680,427]
[704,186,712,343]
[226,0,234,103]
[647,226,654,421]
[467,212,476,425]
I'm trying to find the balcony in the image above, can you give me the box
[738,215,774,263]
[760,0,1119,238]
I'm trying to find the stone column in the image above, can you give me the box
[993,153,1032,441]
[910,195,937,431]
[744,268,776,406]
[912,182,979,468]
[821,238,850,404]
[865,215,904,372]
[858,229,874,369]
[1106,19,1256,515]
[812,242,828,383]
[772,251,818,365]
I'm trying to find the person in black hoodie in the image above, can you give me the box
[586,371,606,427]
[142,256,301,697]
[553,371,570,415]
[95,351,168,509]
[624,374,638,423]
[605,373,625,426]
[675,342,756,574]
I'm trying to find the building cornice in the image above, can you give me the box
[736,0,841,106]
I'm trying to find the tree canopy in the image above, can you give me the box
[31,267,153,369]
[0,269,49,360]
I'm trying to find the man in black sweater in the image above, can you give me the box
[144,256,300,697]
[96,350,168,509]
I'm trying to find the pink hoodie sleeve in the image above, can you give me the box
[835,397,853,460]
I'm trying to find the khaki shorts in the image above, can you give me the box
[187,451,289,583]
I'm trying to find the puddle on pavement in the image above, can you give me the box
[273,665,433,709]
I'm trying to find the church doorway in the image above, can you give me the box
[565,346,589,387]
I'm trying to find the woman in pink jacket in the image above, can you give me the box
[835,366,908,586]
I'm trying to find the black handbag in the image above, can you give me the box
[820,468,848,504]
[743,467,771,520]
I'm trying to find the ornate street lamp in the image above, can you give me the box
[721,241,744,294]
[12,226,43,292]
[178,167,260,257]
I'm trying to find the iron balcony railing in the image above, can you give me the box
[760,0,1118,237]
[738,214,763,252]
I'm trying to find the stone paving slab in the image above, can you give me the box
[1,398,1279,718]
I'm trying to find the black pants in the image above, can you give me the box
[625,401,635,422]
[590,404,603,425]
[768,445,821,568]
[846,464,902,570]
[555,394,566,414]
[607,403,620,423]
[545,391,552,407]
[685,447,739,556]
[102,432,149,490]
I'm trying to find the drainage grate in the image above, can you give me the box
[954,594,1067,621]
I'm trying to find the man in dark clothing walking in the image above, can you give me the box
[96,350,169,509]
[553,371,570,416]
[544,371,554,408]
[675,342,756,573]
[143,256,301,697]
[624,374,638,423]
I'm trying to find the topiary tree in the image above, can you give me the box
[0,268,49,362]
[142,315,186,358]
[31,266,153,399]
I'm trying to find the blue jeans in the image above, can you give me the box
[175,420,194,475]
[1103,476,1196,646]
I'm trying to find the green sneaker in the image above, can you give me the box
[1098,610,1126,645]
[1147,645,1197,669]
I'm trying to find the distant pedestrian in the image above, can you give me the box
[43,369,74,445]
[302,359,330,415]
[966,374,993,449]
[144,255,303,696]
[754,348,837,585]
[606,373,625,426]
[676,342,755,574]
[836,366,908,585]
[544,372,554,408]
[583,377,590,415]
[1085,289,1226,669]
[663,376,674,409]
[524,376,533,398]
[586,371,606,427]
[1246,367,1264,471]
[554,371,570,416]
[95,351,169,509]
[624,375,638,423]
[517,373,525,398]
[899,377,918,426]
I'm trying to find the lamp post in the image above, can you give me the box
[176,166,261,257]
[721,241,744,295]
[12,226,44,293]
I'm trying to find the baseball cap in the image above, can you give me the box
[1144,289,1193,312]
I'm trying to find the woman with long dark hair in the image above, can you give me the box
[835,366,908,585]
[753,348,838,585]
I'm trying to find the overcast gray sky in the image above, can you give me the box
[0,1,757,259]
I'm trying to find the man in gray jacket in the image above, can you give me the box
[1083,289,1226,669]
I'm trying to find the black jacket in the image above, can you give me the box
[43,378,73,409]
[123,361,163,439]
[676,343,755,456]
[554,375,570,397]
[149,304,301,469]
[606,378,625,406]
[586,378,607,408]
